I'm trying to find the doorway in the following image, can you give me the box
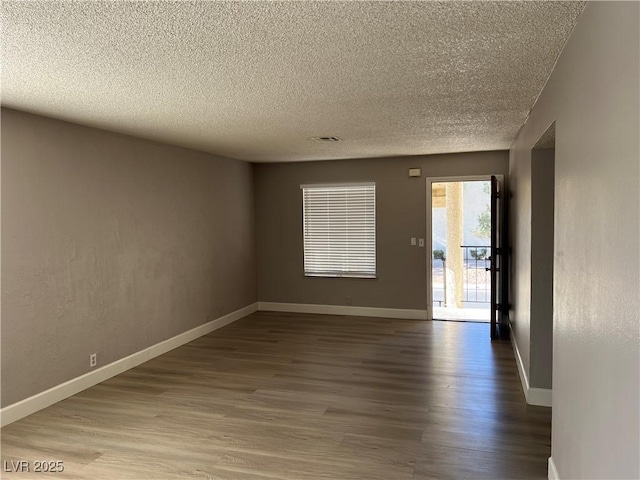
[427,175,505,331]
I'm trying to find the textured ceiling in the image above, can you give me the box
[1,1,585,163]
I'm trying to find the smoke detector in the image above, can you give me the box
[310,136,342,142]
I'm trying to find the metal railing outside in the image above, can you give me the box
[460,245,490,303]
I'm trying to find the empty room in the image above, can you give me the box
[1,2,638,480]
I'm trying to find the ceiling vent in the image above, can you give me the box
[310,136,342,142]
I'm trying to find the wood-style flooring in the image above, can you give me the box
[1,312,551,479]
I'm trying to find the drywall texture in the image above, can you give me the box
[1,108,257,407]
[509,2,639,478]
[255,151,508,310]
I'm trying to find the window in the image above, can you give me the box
[301,183,376,278]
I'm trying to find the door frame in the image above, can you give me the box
[425,175,505,321]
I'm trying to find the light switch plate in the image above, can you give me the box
[418,238,425,247]
[411,237,417,246]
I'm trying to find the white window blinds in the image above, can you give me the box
[301,183,376,278]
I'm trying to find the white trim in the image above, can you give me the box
[300,181,375,189]
[511,332,530,396]
[426,178,434,320]
[258,302,427,320]
[548,456,560,480]
[0,303,259,427]
[529,386,552,407]
[510,330,553,407]
[426,174,494,184]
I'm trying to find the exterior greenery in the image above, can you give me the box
[470,248,487,260]
[473,183,491,239]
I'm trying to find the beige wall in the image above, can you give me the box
[509,140,532,382]
[1,108,257,407]
[509,146,555,391]
[530,148,554,390]
[255,151,508,310]
[509,2,639,478]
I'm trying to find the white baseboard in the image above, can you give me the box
[258,302,428,320]
[529,386,552,407]
[548,456,559,480]
[0,302,258,427]
[510,331,552,407]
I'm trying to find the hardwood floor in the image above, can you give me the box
[1,312,551,479]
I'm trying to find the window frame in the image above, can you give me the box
[301,182,377,279]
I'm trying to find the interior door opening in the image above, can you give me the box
[429,179,493,323]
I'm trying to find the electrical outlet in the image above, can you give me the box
[89,353,97,368]
[346,296,353,305]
